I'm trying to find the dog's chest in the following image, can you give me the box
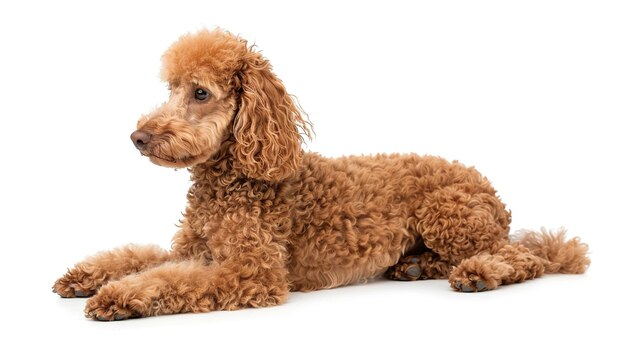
[184,180,292,262]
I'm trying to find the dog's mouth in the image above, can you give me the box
[141,151,177,163]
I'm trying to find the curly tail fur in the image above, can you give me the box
[513,227,590,274]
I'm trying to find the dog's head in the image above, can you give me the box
[131,29,311,181]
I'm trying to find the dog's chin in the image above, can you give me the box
[144,152,208,169]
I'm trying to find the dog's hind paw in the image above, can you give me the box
[452,279,489,292]
[448,260,501,292]
[386,256,422,281]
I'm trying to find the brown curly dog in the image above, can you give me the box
[53,29,590,321]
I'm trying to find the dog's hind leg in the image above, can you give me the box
[449,229,590,292]
[448,243,551,292]
[53,244,171,298]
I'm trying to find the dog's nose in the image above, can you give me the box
[130,130,152,150]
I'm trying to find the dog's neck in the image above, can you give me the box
[188,134,303,201]
[188,139,261,192]
[189,140,237,186]
[188,140,292,205]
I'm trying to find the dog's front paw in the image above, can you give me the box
[53,267,100,298]
[84,282,154,321]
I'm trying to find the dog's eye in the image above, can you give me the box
[194,88,210,101]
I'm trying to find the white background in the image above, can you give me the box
[1,0,624,350]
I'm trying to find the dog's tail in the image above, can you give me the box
[512,227,590,274]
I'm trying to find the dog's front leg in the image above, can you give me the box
[53,244,171,298]
[84,215,289,320]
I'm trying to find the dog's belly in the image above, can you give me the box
[284,154,441,291]
[286,219,417,291]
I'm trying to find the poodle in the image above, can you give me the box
[53,29,590,321]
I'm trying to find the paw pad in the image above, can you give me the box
[89,311,131,322]
[453,279,489,292]
[74,290,90,297]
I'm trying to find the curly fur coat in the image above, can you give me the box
[53,29,590,321]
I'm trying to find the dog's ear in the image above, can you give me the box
[232,51,311,181]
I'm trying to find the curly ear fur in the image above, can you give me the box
[233,50,312,181]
